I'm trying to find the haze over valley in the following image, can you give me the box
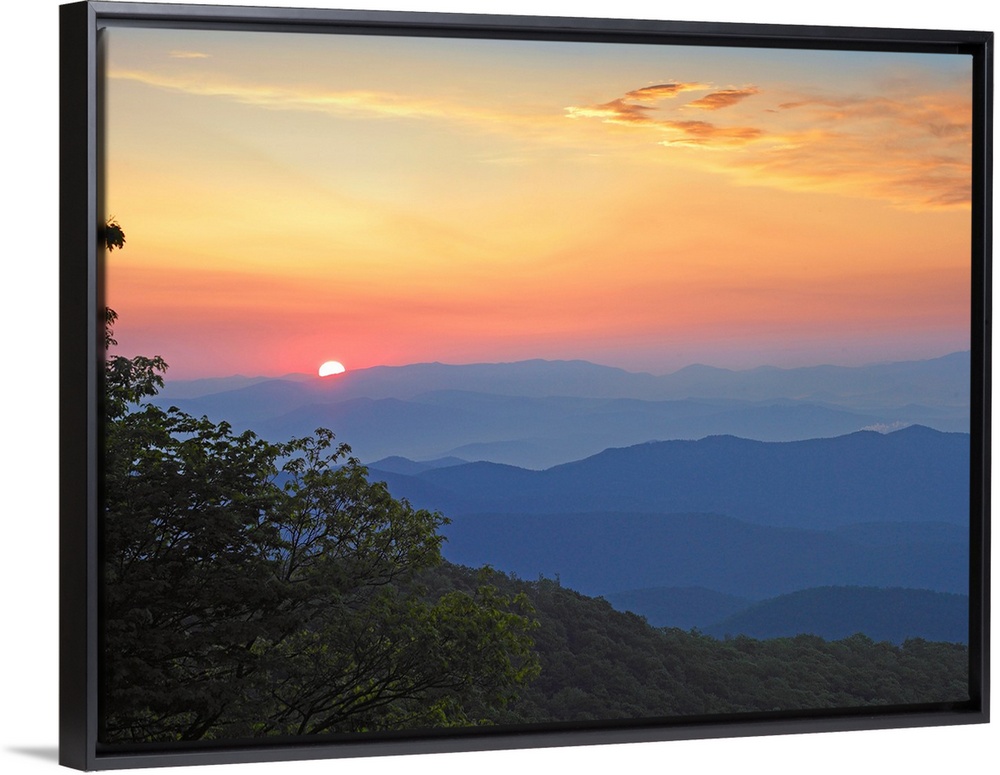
[156,351,970,469]
[152,352,972,645]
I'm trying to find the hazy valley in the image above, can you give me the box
[154,353,972,645]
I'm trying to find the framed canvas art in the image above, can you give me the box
[60,1,991,770]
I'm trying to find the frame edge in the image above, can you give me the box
[60,2,994,769]
[60,1,99,771]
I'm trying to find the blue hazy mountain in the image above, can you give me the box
[368,428,969,623]
[157,351,969,406]
[308,395,893,468]
[700,586,969,645]
[435,511,967,600]
[149,357,972,648]
[370,426,969,529]
[602,586,753,631]
[365,455,467,475]
[156,388,893,469]
[602,583,969,642]
[151,353,969,468]
[152,372,312,399]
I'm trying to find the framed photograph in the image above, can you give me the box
[60,1,991,770]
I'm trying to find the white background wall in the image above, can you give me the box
[2,1,994,773]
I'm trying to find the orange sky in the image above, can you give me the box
[102,26,973,378]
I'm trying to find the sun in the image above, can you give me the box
[318,360,346,377]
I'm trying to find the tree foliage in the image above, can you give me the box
[101,225,538,744]
[103,376,539,742]
[454,573,969,723]
[104,218,126,252]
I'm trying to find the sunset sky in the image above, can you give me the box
[102,25,973,379]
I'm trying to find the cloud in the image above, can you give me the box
[112,64,972,212]
[778,94,972,145]
[566,81,713,126]
[566,82,765,149]
[684,87,760,111]
[660,120,764,148]
[566,80,972,210]
[168,51,210,59]
[565,99,656,125]
[623,82,711,101]
[758,91,973,208]
[733,130,971,210]
[108,68,530,130]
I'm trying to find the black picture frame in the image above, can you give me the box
[59,1,992,770]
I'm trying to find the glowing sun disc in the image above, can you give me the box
[318,360,346,377]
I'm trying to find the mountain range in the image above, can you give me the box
[149,353,972,645]
[601,585,968,645]
[152,353,970,468]
[369,425,969,528]
[700,586,969,644]
[436,511,967,600]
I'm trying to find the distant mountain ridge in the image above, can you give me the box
[151,353,970,468]
[602,586,753,631]
[436,511,967,600]
[702,586,968,645]
[147,357,973,652]
[159,351,970,405]
[601,584,969,644]
[371,425,969,528]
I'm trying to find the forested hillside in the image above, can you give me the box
[421,564,970,724]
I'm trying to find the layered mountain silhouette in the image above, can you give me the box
[701,587,968,645]
[601,586,754,631]
[604,585,968,644]
[436,511,967,600]
[153,353,970,468]
[159,351,969,405]
[370,426,969,528]
[150,354,972,645]
[366,426,969,617]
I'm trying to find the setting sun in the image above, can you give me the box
[318,360,346,377]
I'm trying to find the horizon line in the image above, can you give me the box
[153,348,972,384]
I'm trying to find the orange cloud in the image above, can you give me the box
[108,68,537,131]
[685,87,760,110]
[660,120,764,147]
[749,91,973,209]
[565,81,713,126]
[567,80,971,210]
[566,82,766,148]
[623,82,711,101]
[778,93,972,145]
[565,98,657,124]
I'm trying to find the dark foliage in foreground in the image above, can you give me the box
[420,565,969,725]
[101,228,538,743]
[103,387,539,743]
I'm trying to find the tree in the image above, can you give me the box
[100,223,538,743]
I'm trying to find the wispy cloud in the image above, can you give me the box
[685,87,760,111]
[108,68,534,130]
[566,80,971,210]
[566,81,765,148]
[112,64,971,212]
[168,51,210,59]
[566,81,717,126]
[564,99,656,124]
[660,120,764,148]
[757,91,973,208]
[777,93,972,145]
[624,82,711,101]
